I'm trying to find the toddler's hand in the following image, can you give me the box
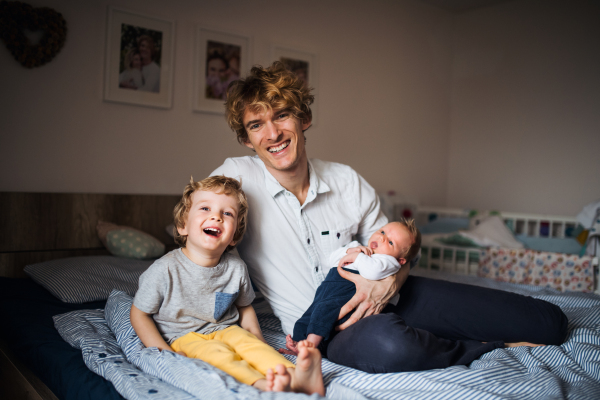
[346,245,373,256]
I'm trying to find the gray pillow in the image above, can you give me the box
[24,256,153,303]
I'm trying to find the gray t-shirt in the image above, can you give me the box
[133,249,255,343]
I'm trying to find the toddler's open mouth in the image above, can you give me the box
[203,228,221,237]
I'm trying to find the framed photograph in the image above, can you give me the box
[193,28,251,114]
[103,7,175,109]
[271,45,319,126]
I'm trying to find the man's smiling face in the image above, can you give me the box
[242,108,311,175]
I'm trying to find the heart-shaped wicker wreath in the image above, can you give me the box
[0,1,67,68]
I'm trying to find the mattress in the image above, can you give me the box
[0,277,125,400]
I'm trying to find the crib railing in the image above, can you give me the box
[414,206,579,239]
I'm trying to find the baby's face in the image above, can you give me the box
[368,222,412,262]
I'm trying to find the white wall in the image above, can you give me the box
[447,0,600,216]
[0,0,452,206]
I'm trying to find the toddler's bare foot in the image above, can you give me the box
[505,342,545,348]
[265,365,292,392]
[290,340,325,396]
[278,334,299,355]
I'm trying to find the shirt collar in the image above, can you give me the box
[257,157,330,201]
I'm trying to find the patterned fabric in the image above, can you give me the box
[54,281,600,400]
[478,248,594,292]
[24,256,152,303]
[106,228,165,259]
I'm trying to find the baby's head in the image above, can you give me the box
[368,219,421,265]
[173,176,248,253]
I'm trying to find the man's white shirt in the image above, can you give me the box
[211,156,387,334]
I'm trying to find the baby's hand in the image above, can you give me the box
[346,246,373,256]
[339,252,360,267]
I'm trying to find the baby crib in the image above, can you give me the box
[409,206,600,294]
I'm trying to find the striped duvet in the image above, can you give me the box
[54,271,600,400]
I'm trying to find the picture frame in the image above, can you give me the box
[103,7,175,109]
[271,45,319,126]
[193,27,251,114]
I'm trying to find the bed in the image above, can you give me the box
[2,192,600,400]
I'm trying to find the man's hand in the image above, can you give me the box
[336,265,410,330]
[346,245,373,256]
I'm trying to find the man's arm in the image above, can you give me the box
[130,304,179,353]
[237,304,267,343]
[336,259,410,331]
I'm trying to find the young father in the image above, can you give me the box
[211,62,568,373]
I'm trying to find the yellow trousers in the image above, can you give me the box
[171,325,294,385]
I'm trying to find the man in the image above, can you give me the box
[211,62,567,373]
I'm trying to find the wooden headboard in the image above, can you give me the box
[0,192,180,278]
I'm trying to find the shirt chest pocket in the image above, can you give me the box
[318,224,357,259]
[214,291,239,321]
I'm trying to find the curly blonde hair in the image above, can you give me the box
[173,176,248,251]
[225,61,314,144]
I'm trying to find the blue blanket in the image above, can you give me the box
[54,273,600,399]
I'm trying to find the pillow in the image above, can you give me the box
[418,217,470,235]
[97,221,165,259]
[468,210,501,230]
[460,216,524,249]
[165,223,175,238]
[24,256,153,303]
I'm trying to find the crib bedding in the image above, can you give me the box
[0,277,125,400]
[46,273,600,400]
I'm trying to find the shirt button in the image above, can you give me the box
[307,238,310,244]
[315,267,318,272]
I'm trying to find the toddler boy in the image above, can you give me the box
[130,176,324,394]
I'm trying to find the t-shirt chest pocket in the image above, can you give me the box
[214,291,239,321]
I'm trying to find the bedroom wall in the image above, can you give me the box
[0,0,453,206]
[446,0,600,216]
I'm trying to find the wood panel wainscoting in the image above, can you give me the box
[0,192,180,277]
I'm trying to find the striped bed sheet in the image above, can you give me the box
[54,272,600,400]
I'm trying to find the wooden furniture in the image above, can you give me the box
[0,192,179,278]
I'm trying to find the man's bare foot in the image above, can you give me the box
[265,365,292,392]
[290,340,325,396]
[505,342,545,348]
[278,334,299,355]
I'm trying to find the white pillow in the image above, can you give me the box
[460,216,524,249]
